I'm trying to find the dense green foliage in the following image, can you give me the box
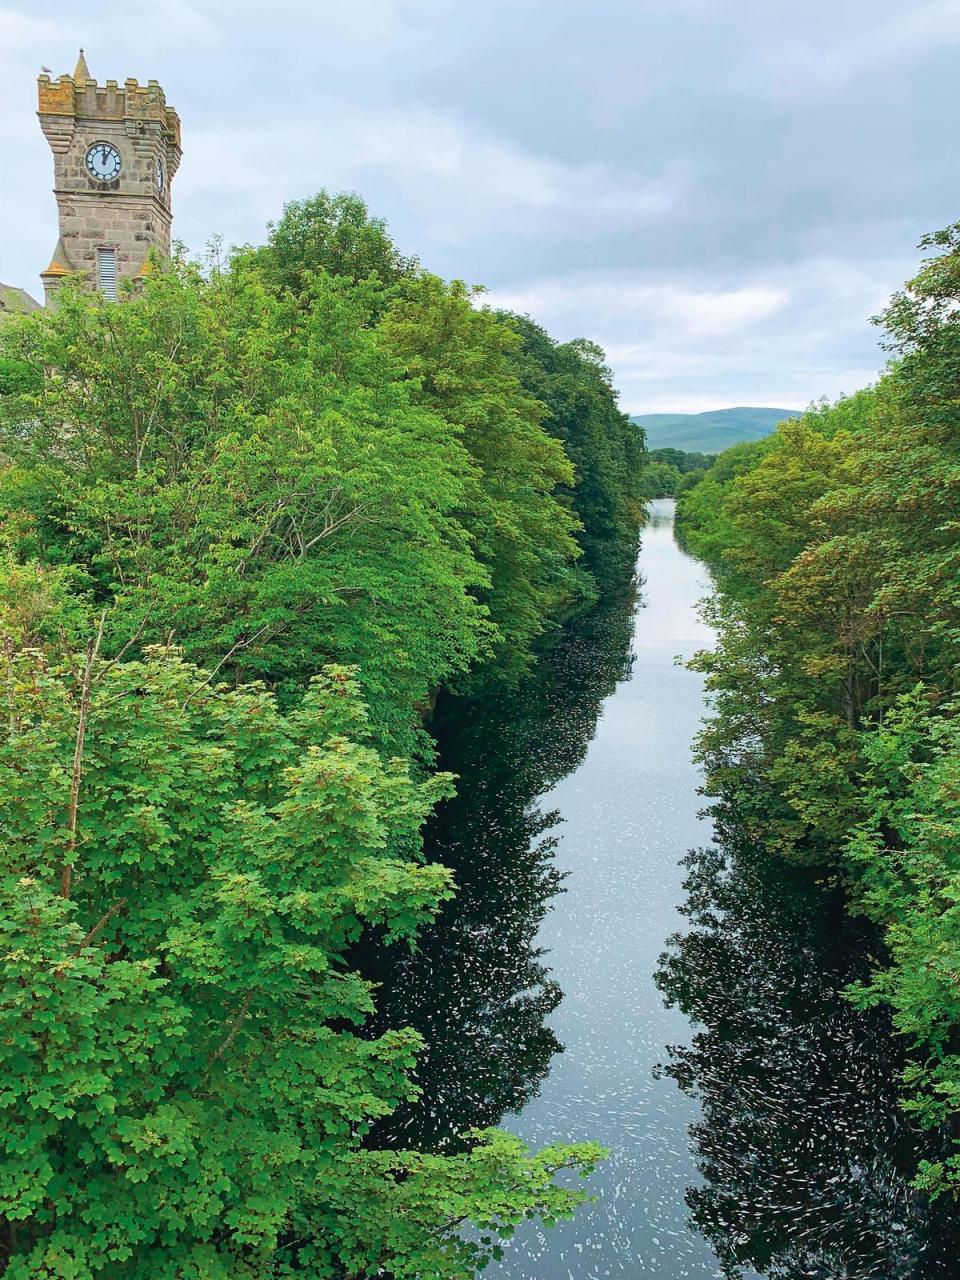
[0,642,601,1276]
[244,190,420,295]
[0,193,643,1272]
[496,316,645,587]
[640,447,713,499]
[379,284,583,673]
[247,195,645,613]
[0,265,486,755]
[0,356,40,397]
[675,224,960,1195]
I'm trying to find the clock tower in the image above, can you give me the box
[37,51,181,306]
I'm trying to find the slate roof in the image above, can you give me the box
[0,283,42,319]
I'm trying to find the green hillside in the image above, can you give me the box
[632,406,799,452]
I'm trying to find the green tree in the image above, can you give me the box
[844,692,960,1198]
[0,634,602,1276]
[0,356,40,397]
[677,224,960,1191]
[0,263,489,752]
[380,278,584,674]
[497,314,646,587]
[639,459,681,498]
[243,189,420,295]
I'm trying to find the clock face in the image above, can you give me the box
[156,157,165,195]
[85,142,122,182]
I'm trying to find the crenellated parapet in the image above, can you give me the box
[38,66,181,173]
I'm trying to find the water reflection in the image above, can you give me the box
[366,589,638,1150]
[366,501,960,1279]
[656,828,960,1278]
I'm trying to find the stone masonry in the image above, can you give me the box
[37,51,181,306]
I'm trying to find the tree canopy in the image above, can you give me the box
[498,314,646,586]
[242,190,420,295]
[0,644,601,1276]
[675,223,960,1195]
[0,190,643,1271]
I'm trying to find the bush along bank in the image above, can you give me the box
[675,223,960,1197]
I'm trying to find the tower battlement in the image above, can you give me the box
[36,51,180,306]
[37,71,181,150]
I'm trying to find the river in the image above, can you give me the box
[368,499,960,1279]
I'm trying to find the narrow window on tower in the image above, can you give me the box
[97,248,118,300]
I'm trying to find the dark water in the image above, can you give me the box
[368,499,960,1278]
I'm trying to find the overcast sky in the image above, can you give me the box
[1,1,957,413]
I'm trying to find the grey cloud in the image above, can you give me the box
[1,0,956,412]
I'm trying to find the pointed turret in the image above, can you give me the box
[39,238,77,306]
[73,48,91,83]
[41,238,74,278]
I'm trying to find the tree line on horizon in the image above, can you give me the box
[640,446,714,499]
[675,222,960,1201]
[0,191,646,1277]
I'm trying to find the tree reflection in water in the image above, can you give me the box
[362,570,960,1279]
[364,589,638,1151]
[656,826,960,1279]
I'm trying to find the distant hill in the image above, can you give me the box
[631,406,800,453]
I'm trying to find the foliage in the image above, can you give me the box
[0,638,603,1275]
[0,189,631,1271]
[0,222,612,738]
[0,357,41,397]
[243,193,643,631]
[0,262,490,753]
[639,458,681,499]
[640,448,713,498]
[379,281,584,676]
[676,223,960,1191]
[674,437,776,572]
[496,314,646,586]
[844,693,960,1197]
[241,189,420,296]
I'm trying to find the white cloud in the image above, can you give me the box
[486,277,789,339]
[657,284,789,336]
[73,0,221,53]
[177,109,688,247]
[0,9,59,47]
[746,0,960,94]
[484,257,906,415]
[0,8,67,91]
[1,0,947,413]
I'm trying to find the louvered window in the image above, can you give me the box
[97,248,118,300]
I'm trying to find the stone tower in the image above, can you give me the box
[37,51,181,305]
